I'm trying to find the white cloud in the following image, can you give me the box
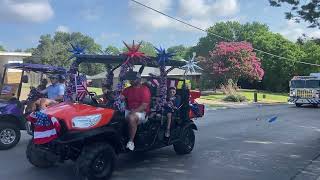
[278,20,320,41]
[95,32,121,45]
[56,25,70,33]
[0,0,54,23]
[308,31,320,39]
[179,0,238,18]
[99,32,120,41]
[129,0,172,29]
[81,7,104,21]
[128,0,240,31]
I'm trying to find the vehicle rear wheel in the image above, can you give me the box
[174,127,195,155]
[0,122,21,150]
[26,140,55,168]
[295,103,302,107]
[75,143,116,180]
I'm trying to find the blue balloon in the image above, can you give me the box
[68,43,86,60]
[268,116,278,123]
[155,46,175,66]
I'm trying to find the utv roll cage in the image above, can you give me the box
[1,63,66,100]
[73,54,191,120]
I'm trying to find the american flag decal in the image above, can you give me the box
[27,111,61,145]
[1,85,13,95]
[76,75,88,101]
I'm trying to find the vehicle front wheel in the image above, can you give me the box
[295,103,302,107]
[0,122,21,150]
[75,143,116,180]
[174,127,195,155]
[26,140,55,168]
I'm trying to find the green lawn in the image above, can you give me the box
[201,89,288,103]
[87,87,102,94]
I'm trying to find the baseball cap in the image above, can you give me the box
[124,70,141,80]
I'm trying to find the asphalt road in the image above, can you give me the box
[0,104,319,180]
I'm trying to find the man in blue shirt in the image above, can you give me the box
[40,75,65,101]
[37,75,65,109]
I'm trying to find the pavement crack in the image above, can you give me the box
[289,152,320,180]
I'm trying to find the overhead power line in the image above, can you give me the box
[130,0,320,67]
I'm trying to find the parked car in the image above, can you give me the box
[0,63,66,150]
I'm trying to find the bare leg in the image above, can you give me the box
[165,113,172,137]
[127,113,139,142]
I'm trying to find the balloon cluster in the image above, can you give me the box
[64,44,86,102]
[113,41,146,111]
[155,47,175,112]
[181,52,203,74]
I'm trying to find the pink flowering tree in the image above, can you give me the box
[201,41,264,86]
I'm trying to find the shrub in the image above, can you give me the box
[220,79,247,102]
[220,79,237,95]
[223,94,247,102]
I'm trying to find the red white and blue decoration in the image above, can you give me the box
[181,52,203,74]
[27,111,61,144]
[155,47,175,112]
[65,44,86,102]
[76,75,88,101]
[114,41,146,111]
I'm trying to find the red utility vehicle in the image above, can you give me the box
[26,54,204,180]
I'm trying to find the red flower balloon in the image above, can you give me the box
[122,40,146,64]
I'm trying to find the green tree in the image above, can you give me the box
[193,21,305,92]
[252,31,304,91]
[269,0,320,28]
[192,21,269,57]
[104,45,120,55]
[140,41,156,56]
[167,45,190,60]
[32,32,104,76]
[298,40,320,75]
[0,45,6,51]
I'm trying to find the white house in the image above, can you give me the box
[0,52,32,82]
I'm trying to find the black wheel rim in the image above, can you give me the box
[91,152,111,177]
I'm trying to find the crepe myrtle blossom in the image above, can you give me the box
[202,41,264,82]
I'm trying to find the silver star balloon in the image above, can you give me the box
[181,52,203,74]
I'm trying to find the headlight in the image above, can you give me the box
[290,91,296,96]
[72,114,102,128]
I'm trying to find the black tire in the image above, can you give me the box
[0,122,21,150]
[295,103,302,107]
[75,143,116,180]
[174,127,195,155]
[26,140,55,168]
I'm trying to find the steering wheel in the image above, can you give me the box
[88,92,99,104]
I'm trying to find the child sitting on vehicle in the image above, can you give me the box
[164,87,181,138]
[96,83,115,107]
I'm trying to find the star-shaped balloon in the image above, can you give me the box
[181,52,203,74]
[68,43,86,60]
[155,47,175,66]
[122,40,145,60]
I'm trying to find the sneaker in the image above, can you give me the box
[126,141,135,151]
[165,129,170,138]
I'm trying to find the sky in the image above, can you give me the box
[1,0,320,51]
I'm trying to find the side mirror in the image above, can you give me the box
[22,75,29,83]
